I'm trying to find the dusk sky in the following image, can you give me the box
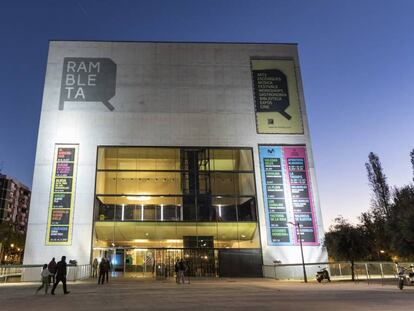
[0,0,413,229]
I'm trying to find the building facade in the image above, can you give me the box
[24,41,327,279]
[0,174,31,234]
[0,174,31,263]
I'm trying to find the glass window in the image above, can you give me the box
[211,172,236,195]
[196,195,215,221]
[210,149,235,171]
[97,148,118,170]
[212,197,237,222]
[94,146,259,250]
[117,148,138,170]
[182,195,196,221]
[237,197,257,221]
[236,173,256,196]
[235,149,253,171]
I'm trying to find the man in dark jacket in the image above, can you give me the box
[51,256,70,295]
[48,257,57,284]
[98,258,106,284]
[103,258,111,283]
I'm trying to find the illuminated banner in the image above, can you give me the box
[259,145,318,246]
[251,59,303,134]
[46,145,78,245]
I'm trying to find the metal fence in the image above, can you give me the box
[263,261,414,282]
[0,264,91,283]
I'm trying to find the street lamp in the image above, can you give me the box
[288,221,307,283]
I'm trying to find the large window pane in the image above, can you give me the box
[197,195,215,221]
[211,172,236,195]
[117,172,138,195]
[235,149,253,171]
[182,195,196,221]
[96,172,182,195]
[117,148,138,170]
[97,148,118,170]
[212,197,237,221]
[236,173,256,196]
[96,172,117,195]
[210,149,235,171]
[237,197,257,221]
[136,148,180,171]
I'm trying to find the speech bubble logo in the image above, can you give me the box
[59,57,116,111]
[253,69,292,120]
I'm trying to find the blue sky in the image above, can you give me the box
[1,0,413,229]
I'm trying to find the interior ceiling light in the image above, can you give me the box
[127,196,151,201]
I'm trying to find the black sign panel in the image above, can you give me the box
[269,212,288,227]
[294,213,314,228]
[54,178,73,193]
[252,69,291,120]
[292,198,311,213]
[296,228,316,243]
[271,228,290,243]
[57,148,76,162]
[51,210,70,225]
[52,193,72,209]
[49,226,69,242]
[56,162,74,177]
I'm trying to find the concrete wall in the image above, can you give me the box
[24,41,327,278]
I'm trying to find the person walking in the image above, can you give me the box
[35,264,51,295]
[98,258,106,284]
[174,258,180,283]
[103,257,111,283]
[48,257,57,284]
[51,256,70,295]
[92,258,98,278]
[178,258,187,284]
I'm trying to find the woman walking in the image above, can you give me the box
[35,264,51,295]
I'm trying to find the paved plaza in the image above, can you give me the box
[1,278,413,310]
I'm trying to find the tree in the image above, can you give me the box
[387,185,414,258]
[365,152,391,217]
[324,217,370,281]
[361,152,392,256]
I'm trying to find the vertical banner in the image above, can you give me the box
[259,145,318,246]
[46,145,79,245]
[251,59,303,134]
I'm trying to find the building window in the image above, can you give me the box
[94,147,260,250]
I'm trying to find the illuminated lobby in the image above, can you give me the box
[93,147,261,277]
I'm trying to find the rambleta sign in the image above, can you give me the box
[59,58,116,111]
[251,59,303,134]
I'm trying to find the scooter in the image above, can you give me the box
[397,264,414,290]
[316,266,331,283]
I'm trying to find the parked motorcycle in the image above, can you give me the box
[316,266,331,283]
[397,264,414,290]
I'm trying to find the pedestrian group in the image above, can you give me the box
[36,255,189,295]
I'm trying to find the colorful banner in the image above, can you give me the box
[259,145,318,246]
[251,59,303,134]
[46,145,78,245]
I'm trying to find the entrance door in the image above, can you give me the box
[124,249,155,277]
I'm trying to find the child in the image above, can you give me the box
[36,264,51,295]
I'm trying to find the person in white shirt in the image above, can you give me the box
[36,264,51,295]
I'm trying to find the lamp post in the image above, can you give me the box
[288,221,307,283]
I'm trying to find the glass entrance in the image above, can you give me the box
[94,248,219,278]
